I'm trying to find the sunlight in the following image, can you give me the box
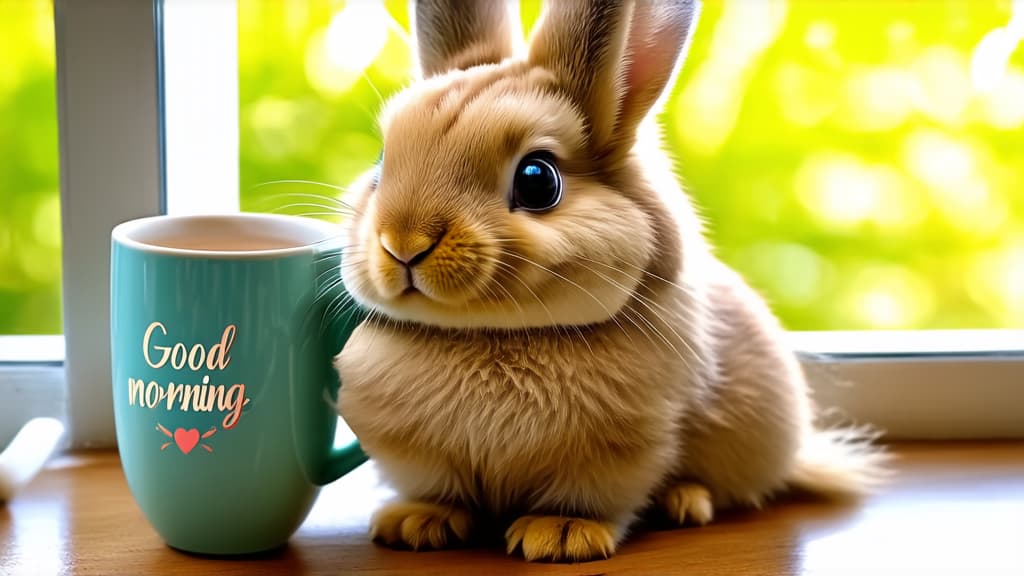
[0,0,53,97]
[773,63,839,128]
[800,502,1024,575]
[304,1,391,97]
[911,46,971,127]
[846,266,935,329]
[836,66,915,132]
[325,2,390,73]
[970,0,1023,93]
[31,194,60,249]
[978,68,1024,130]
[736,241,828,307]
[795,154,879,227]
[246,97,302,159]
[795,152,921,231]
[1007,246,1024,321]
[804,21,836,52]
[370,30,414,83]
[968,239,1024,324]
[903,130,1009,237]
[903,130,974,192]
[181,0,1024,332]
[674,0,788,155]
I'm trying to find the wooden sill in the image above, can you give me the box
[2,442,1023,575]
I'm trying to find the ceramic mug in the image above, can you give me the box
[110,212,367,555]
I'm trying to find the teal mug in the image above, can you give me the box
[110,212,367,555]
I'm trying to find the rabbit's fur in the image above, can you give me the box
[335,0,887,562]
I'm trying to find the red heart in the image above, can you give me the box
[174,428,200,455]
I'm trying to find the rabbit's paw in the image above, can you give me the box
[659,482,714,526]
[369,500,473,551]
[505,515,617,562]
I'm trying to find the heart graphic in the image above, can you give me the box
[174,428,200,455]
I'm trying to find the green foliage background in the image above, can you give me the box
[0,0,62,335]
[3,0,1023,334]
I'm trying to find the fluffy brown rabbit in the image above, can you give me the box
[334,0,888,563]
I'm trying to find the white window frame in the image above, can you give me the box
[2,0,1022,450]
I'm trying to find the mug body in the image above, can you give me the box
[110,213,357,555]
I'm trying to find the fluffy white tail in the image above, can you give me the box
[787,427,892,499]
[0,417,65,503]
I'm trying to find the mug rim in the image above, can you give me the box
[111,212,342,259]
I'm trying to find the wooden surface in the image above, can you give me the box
[2,442,1023,575]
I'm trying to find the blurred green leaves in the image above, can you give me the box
[0,0,61,335]
[238,0,1024,330]
[3,0,1022,335]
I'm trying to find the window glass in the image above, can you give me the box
[238,0,1024,331]
[0,0,62,335]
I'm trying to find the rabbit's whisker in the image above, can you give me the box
[498,251,617,354]
[256,191,353,208]
[270,201,356,214]
[607,254,700,297]
[487,257,585,354]
[572,258,699,370]
[481,259,565,351]
[252,180,363,212]
[315,275,347,303]
[574,261,678,355]
[253,178,349,193]
[314,249,364,265]
[576,256,703,365]
[277,212,352,221]
[360,71,388,118]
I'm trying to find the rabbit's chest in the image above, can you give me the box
[336,322,688,508]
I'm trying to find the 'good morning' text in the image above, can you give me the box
[128,376,247,429]
[128,322,249,430]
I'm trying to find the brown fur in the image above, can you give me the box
[335,0,888,563]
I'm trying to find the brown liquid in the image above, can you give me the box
[144,232,306,252]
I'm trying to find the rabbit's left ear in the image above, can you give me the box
[528,0,699,156]
[618,1,699,136]
[412,0,518,78]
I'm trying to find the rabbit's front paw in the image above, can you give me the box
[505,515,618,562]
[369,500,473,551]
[659,482,714,526]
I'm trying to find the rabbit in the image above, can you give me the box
[334,0,889,563]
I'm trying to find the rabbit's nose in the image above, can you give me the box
[380,232,443,267]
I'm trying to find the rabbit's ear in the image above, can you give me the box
[412,0,517,78]
[528,0,699,155]
[527,0,632,152]
[618,1,699,136]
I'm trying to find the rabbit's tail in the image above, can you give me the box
[0,417,65,503]
[787,426,892,499]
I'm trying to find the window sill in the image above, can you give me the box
[3,330,1024,449]
[1,442,1022,575]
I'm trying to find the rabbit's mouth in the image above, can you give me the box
[349,251,647,331]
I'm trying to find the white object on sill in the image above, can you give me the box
[0,417,66,503]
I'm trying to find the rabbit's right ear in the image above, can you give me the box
[528,0,699,157]
[412,0,517,78]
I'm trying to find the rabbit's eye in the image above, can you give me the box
[511,153,562,213]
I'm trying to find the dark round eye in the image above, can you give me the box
[511,153,562,212]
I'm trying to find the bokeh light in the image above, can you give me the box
[0,0,62,334]
[2,0,1023,334]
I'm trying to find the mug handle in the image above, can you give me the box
[314,238,370,485]
[321,441,368,485]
